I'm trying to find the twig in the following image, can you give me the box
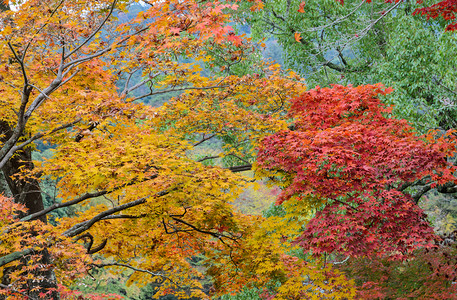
[129,84,230,103]
[193,134,216,147]
[333,255,350,265]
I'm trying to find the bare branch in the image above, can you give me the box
[197,155,219,162]
[21,175,157,221]
[227,153,251,165]
[1,118,80,175]
[75,233,108,254]
[437,182,457,194]
[333,255,350,265]
[58,68,80,87]
[319,1,402,71]
[21,190,110,222]
[1,189,170,267]
[128,85,229,102]
[91,262,180,287]
[304,1,365,33]
[433,75,457,97]
[63,26,150,70]
[122,77,152,98]
[129,84,230,103]
[121,68,140,96]
[24,77,63,121]
[227,164,252,173]
[0,249,33,268]
[193,134,216,147]
[100,214,145,220]
[412,183,433,204]
[63,197,148,237]
[169,216,237,242]
[11,118,81,153]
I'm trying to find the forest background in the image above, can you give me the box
[1,0,457,299]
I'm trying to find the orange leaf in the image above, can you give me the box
[294,32,302,42]
[298,1,306,13]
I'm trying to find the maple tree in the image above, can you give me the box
[256,83,457,298]
[0,0,316,299]
[240,2,457,294]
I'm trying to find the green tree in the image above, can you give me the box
[240,0,457,131]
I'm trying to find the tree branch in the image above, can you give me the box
[412,183,433,204]
[91,262,180,287]
[1,190,170,267]
[11,118,81,155]
[63,197,147,237]
[169,216,237,242]
[197,155,219,162]
[21,175,157,221]
[0,283,39,300]
[129,84,230,103]
[193,134,216,147]
[304,1,365,33]
[0,249,33,268]
[227,164,252,173]
[7,42,28,86]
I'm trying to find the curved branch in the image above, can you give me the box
[21,175,157,221]
[91,262,180,287]
[75,232,107,254]
[88,239,108,254]
[63,197,147,237]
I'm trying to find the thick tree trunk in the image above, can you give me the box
[2,150,46,222]
[0,171,10,197]
[0,122,60,300]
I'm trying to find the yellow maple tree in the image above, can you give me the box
[0,0,355,299]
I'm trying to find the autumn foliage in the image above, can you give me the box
[1,0,457,299]
[414,0,457,31]
[257,84,457,297]
[259,84,456,258]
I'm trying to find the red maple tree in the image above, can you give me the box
[257,84,457,258]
